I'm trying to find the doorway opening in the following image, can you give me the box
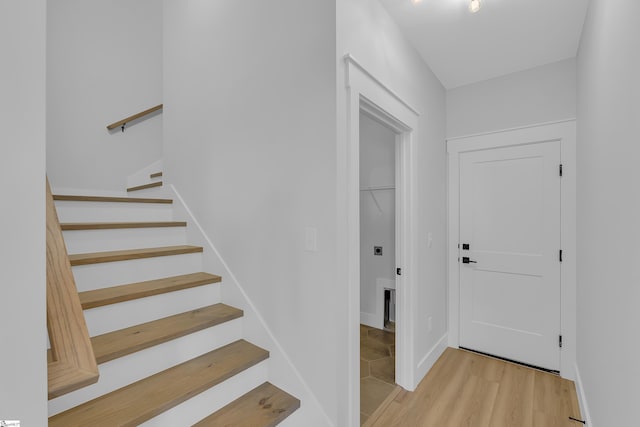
[344,55,420,426]
[359,112,397,332]
[359,111,398,422]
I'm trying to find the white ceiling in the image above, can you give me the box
[379,0,589,88]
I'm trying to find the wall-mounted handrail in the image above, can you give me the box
[106,104,163,132]
[46,178,99,399]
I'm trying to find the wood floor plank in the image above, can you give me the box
[415,350,475,426]
[489,363,535,427]
[444,375,499,427]
[53,194,172,204]
[533,371,583,422]
[361,377,396,417]
[462,348,506,383]
[412,348,468,409]
[533,370,563,417]
[532,410,575,427]
[362,386,402,427]
[563,377,583,421]
[127,181,162,192]
[68,245,202,266]
[369,348,466,427]
[61,221,186,230]
[79,272,221,309]
[92,304,243,364]
[48,340,269,427]
[193,382,299,427]
[367,348,581,427]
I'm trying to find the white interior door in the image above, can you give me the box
[459,141,561,371]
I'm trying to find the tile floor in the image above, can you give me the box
[360,324,396,425]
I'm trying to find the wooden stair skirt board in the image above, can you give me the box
[61,221,186,230]
[79,272,221,309]
[68,245,203,266]
[48,340,269,427]
[127,181,163,192]
[150,171,163,178]
[92,303,243,364]
[46,179,99,400]
[194,382,300,427]
[53,194,173,204]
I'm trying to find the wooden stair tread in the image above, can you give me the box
[79,272,221,309]
[92,303,243,364]
[48,340,269,427]
[150,171,163,178]
[194,382,300,427]
[61,221,186,230]
[69,245,203,266]
[53,194,172,204]
[127,181,163,192]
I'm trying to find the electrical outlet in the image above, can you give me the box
[374,246,383,256]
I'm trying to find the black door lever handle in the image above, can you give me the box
[462,257,477,264]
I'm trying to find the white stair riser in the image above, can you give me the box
[128,175,163,189]
[140,362,270,427]
[72,253,203,291]
[84,284,222,336]
[55,201,174,222]
[127,160,163,189]
[125,186,167,197]
[63,227,188,253]
[48,319,245,416]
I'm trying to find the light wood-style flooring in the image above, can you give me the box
[364,347,582,427]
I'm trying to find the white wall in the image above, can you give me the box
[47,0,162,191]
[576,1,640,425]
[359,114,395,323]
[0,0,47,424]
[163,1,337,424]
[337,0,447,422]
[447,58,576,138]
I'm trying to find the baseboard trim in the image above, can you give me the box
[360,312,378,329]
[415,333,448,388]
[574,363,593,426]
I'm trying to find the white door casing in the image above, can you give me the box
[447,120,577,380]
[459,141,561,371]
[344,54,421,426]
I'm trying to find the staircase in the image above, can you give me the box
[47,175,300,426]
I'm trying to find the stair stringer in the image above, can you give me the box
[169,184,334,427]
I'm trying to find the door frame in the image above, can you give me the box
[359,105,401,331]
[447,120,577,380]
[344,54,420,424]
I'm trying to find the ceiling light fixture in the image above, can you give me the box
[469,0,481,13]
